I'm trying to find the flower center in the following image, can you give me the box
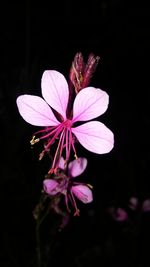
[62,119,72,128]
[58,177,69,194]
[30,119,77,173]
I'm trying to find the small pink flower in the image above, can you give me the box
[128,197,139,210]
[108,207,128,222]
[128,197,150,213]
[142,199,150,212]
[17,70,114,171]
[43,157,93,215]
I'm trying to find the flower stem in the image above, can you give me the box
[35,205,51,267]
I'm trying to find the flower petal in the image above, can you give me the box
[115,208,128,222]
[68,158,87,177]
[43,179,59,195]
[128,197,138,210]
[72,121,114,154]
[41,70,69,119]
[108,207,128,222]
[142,199,150,212]
[16,95,59,126]
[71,185,93,203]
[58,157,66,170]
[72,87,109,122]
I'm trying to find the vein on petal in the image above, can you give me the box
[72,91,108,123]
[20,98,59,125]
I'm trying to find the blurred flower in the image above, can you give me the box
[128,197,150,213]
[107,196,150,223]
[141,199,150,212]
[43,157,93,216]
[107,207,128,222]
[128,197,139,210]
[17,70,114,172]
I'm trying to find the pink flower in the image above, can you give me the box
[128,197,139,210]
[141,199,150,212]
[16,70,114,171]
[128,197,150,213]
[108,207,128,222]
[43,157,93,215]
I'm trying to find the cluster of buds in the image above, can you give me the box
[69,52,100,93]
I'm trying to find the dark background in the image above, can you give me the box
[0,1,150,266]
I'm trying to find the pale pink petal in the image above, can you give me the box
[72,87,109,122]
[68,158,87,177]
[41,70,69,119]
[71,185,93,203]
[16,95,59,126]
[43,179,59,195]
[115,208,128,222]
[142,199,150,212]
[72,121,114,154]
[128,197,138,210]
[58,157,66,170]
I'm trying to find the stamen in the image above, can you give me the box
[65,194,71,213]
[48,168,57,174]
[69,130,78,159]
[50,129,65,171]
[87,184,93,189]
[58,129,65,161]
[74,153,78,160]
[70,189,80,216]
[30,126,61,146]
[38,125,63,162]
[39,124,62,140]
[43,125,63,153]
[74,209,80,216]
[65,128,69,161]
[30,119,78,174]
[30,136,40,145]
[39,151,45,161]
[67,128,72,162]
[33,126,55,136]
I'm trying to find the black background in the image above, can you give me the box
[0,1,150,267]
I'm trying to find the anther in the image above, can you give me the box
[87,184,93,189]
[74,153,78,160]
[30,136,40,145]
[39,151,45,160]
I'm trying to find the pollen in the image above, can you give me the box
[30,136,40,145]
[74,153,78,160]
[39,150,45,161]
[79,72,83,83]
[87,184,93,189]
